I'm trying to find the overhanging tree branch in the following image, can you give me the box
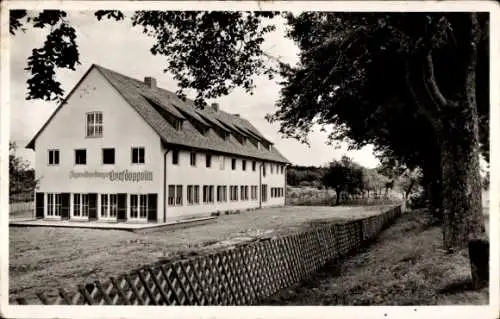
[423,51,448,108]
[405,58,441,132]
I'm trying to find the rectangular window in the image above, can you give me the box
[100,194,118,218]
[251,186,257,200]
[203,185,208,203]
[47,193,61,217]
[262,184,268,202]
[139,194,148,218]
[271,164,274,174]
[132,147,145,164]
[206,154,212,168]
[217,186,222,202]
[82,194,89,217]
[245,186,249,200]
[102,148,115,165]
[187,185,194,204]
[130,194,148,219]
[242,160,246,171]
[219,156,225,170]
[48,149,60,165]
[101,194,108,218]
[130,194,138,218]
[281,166,284,174]
[231,158,236,170]
[190,152,197,166]
[73,194,81,216]
[209,185,214,203]
[72,193,88,217]
[129,194,146,218]
[194,185,200,204]
[252,161,256,172]
[168,185,175,206]
[75,149,86,165]
[176,185,183,205]
[110,194,118,217]
[86,111,103,138]
[172,150,179,165]
[262,163,266,177]
[240,186,244,201]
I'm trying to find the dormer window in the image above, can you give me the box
[173,118,183,130]
[257,142,261,150]
[86,112,103,137]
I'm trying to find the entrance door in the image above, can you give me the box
[88,193,98,221]
[147,193,158,222]
[61,193,70,220]
[35,192,44,219]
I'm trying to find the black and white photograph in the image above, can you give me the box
[1,1,498,318]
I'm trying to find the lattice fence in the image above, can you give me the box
[12,206,402,305]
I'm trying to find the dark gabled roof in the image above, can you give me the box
[27,64,290,164]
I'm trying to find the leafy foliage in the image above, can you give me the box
[131,11,279,107]
[9,143,37,195]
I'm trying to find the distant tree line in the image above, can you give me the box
[287,155,421,206]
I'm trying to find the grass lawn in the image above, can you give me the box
[264,209,489,305]
[9,204,393,302]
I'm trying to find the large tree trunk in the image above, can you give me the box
[440,122,485,250]
[439,12,486,251]
[421,12,487,289]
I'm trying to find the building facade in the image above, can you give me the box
[26,64,289,223]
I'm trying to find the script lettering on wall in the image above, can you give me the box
[69,170,153,182]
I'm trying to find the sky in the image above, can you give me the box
[9,11,380,169]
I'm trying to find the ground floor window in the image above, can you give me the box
[194,185,200,204]
[230,185,238,201]
[188,185,194,204]
[251,185,258,200]
[73,193,89,217]
[130,194,148,219]
[101,194,118,218]
[203,185,214,203]
[47,193,61,217]
[168,185,175,205]
[217,185,227,202]
[240,185,248,201]
[176,185,183,205]
[262,185,268,202]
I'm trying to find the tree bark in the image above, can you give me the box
[439,13,486,251]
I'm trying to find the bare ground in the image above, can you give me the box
[264,209,490,305]
[9,204,393,302]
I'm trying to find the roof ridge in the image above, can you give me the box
[93,64,243,118]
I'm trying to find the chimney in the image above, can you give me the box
[211,103,219,112]
[144,76,157,89]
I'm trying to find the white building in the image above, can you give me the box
[26,64,289,223]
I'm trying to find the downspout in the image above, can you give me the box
[259,163,262,209]
[284,164,288,206]
[163,149,170,223]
